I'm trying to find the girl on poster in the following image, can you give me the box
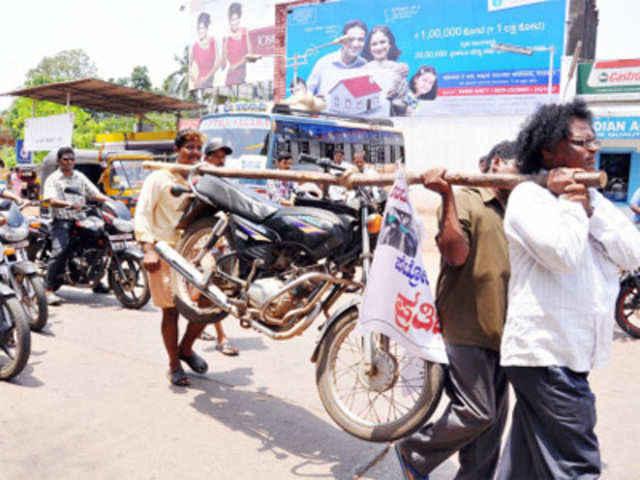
[222,2,253,86]
[361,25,410,117]
[190,12,219,89]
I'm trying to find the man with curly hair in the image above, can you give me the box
[496,100,640,479]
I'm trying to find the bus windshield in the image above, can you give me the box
[199,115,272,170]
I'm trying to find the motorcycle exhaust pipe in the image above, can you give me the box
[154,241,234,314]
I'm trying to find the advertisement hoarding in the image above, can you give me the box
[24,113,74,152]
[577,59,640,96]
[188,0,275,90]
[284,0,567,117]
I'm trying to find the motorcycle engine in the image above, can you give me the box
[247,276,317,326]
[67,248,107,286]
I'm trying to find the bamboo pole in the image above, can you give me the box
[142,161,607,190]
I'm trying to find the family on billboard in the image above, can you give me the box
[298,19,437,117]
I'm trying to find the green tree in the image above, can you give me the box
[163,46,191,99]
[130,66,152,91]
[26,49,98,85]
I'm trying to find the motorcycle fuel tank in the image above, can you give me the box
[264,207,353,261]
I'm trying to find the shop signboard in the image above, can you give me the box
[188,0,275,90]
[15,140,32,164]
[283,0,567,117]
[24,113,74,152]
[594,116,640,140]
[577,59,640,96]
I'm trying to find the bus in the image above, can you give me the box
[197,105,405,190]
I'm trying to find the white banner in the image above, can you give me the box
[358,169,448,364]
[24,113,74,152]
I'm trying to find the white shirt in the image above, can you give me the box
[500,182,640,372]
[43,169,101,221]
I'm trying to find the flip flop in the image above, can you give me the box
[394,444,429,480]
[167,366,190,386]
[179,352,209,374]
[216,341,239,356]
[199,331,216,341]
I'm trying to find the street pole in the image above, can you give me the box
[547,45,555,103]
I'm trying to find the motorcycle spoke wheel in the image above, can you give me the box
[18,276,47,331]
[316,308,444,442]
[0,297,31,380]
[616,284,640,337]
[110,254,150,310]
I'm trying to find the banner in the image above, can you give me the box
[358,169,448,364]
[24,113,74,152]
[285,0,566,117]
[577,59,640,96]
[15,140,32,164]
[188,0,275,90]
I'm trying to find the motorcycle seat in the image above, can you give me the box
[194,175,279,223]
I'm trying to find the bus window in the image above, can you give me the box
[299,141,310,154]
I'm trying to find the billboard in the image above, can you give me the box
[284,0,567,117]
[577,59,640,96]
[24,113,74,152]
[188,0,275,90]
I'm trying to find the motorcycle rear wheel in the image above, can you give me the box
[615,281,640,338]
[315,306,445,442]
[171,217,236,324]
[18,274,48,332]
[0,296,31,380]
[109,252,151,309]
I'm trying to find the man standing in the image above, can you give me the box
[135,130,209,387]
[628,186,640,228]
[328,149,347,201]
[267,154,295,206]
[196,140,239,356]
[497,100,640,479]
[42,147,109,305]
[395,141,519,480]
[306,20,368,101]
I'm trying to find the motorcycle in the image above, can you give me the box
[27,189,151,309]
[0,201,32,380]
[155,155,445,442]
[615,270,640,338]
[0,200,48,331]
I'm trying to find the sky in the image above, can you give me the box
[0,0,636,111]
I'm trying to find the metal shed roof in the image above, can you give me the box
[1,78,203,115]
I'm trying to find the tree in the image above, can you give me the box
[163,46,191,99]
[130,66,152,91]
[26,49,98,85]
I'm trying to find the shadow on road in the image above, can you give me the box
[613,327,639,343]
[188,368,376,479]
[4,362,45,388]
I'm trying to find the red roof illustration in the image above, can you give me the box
[330,75,382,98]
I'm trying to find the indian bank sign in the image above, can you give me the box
[578,59,640,95]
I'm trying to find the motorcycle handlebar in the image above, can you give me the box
[298,154,346,173]
[170,185,191,197]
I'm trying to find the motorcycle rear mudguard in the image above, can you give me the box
[121,245,144,260]
[310,298,361,363]
[11,261,38,276]
[0,282,17,298]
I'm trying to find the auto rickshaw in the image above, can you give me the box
[17,165,40,200]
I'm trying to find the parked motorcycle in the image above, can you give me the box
[27,190,150,309]
[616,270,640,338]
[155,155,445,442]
[0,200,48,331]
[0,201,32,380]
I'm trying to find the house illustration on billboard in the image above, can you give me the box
[328,75,382,115]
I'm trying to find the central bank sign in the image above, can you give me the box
[578,59,640,95]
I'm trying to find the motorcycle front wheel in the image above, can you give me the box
[171,217,237,324]
[315,306,445,442]
[17,274,48,332]
[615,281,640,338]
[109,252,151,309]
[0,296,31,380]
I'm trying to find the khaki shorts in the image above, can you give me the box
[148,259,175,309]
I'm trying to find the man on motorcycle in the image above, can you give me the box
[42,147,109,305]
[135,129,210,387]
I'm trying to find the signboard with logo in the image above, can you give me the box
[15,140,32,164]
[577,59,640,95]
[188,0,275,90]
[24,113,74,152]
[283,0,567,117]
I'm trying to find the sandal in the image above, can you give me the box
[179,352,209,374]
[216,341,239,356]
[394,444,429,480]
[167,366,190,386]
[199,331,216,341]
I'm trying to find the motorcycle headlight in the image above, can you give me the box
[113,218,134,233]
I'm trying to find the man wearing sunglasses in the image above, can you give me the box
[496,100,640,479]
[42,146,109,305]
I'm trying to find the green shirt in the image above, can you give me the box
[435,187,509,352]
